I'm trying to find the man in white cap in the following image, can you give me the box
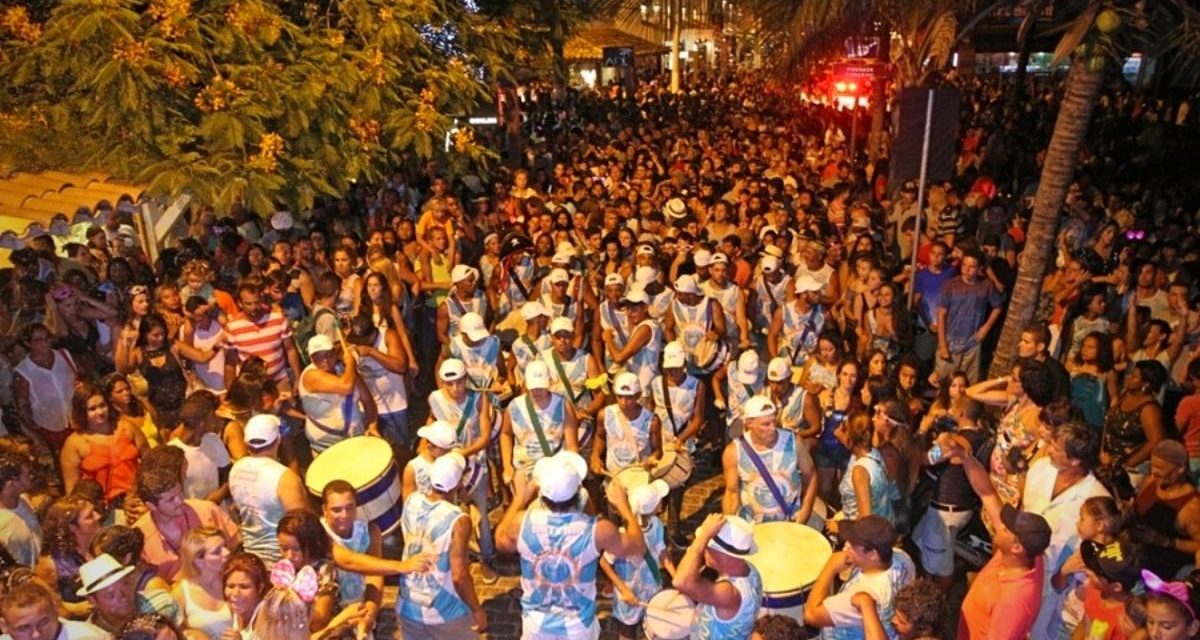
[674,514,762,640]
[664,274,726,370]
[427,358,498,584]
[298,334,377,456]
[397,452,489,638]
[500,361,579,496]
[766,356,822,437]
[701,252,752,353]
[496,451,646,640]
[650,341,708,544]
[690,248,713,283]
[543,316,604,446]
[0,580,106,639]
[769,274,826,366]
[594,272,629,368]
[449,311,505,397]
[722,395,816,525]
[602,288,663,394]
[228,413,308,563]
[591,372,662,479]
[599,480,674,640]
[748,254,792,347]
[541,268,584,336]
[508,302,551,389]
[716,349,766,439]
[795,238,840,306]
[403,420,458,500]
[437,264,487,346]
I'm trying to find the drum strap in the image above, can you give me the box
[738,436,795,519]
[549,351,580,408]
[521,335,538,357]
[456,392,477,441]
[643,548,662,587]
[661,376,679,437]
[790,304,823,366]
[607,304,628,345]
[525,395,556,458]
[308,389,357,437]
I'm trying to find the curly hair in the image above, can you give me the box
[753,613,804,639]
[894,578,945,634]
[119,613,186,640]
[277,509,332,564]
[41,496,92,560]
[91,525,145,565]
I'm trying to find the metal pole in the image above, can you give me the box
[907,89,936,308]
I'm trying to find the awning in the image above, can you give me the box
[564,23,670,62]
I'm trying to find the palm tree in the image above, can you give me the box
[988,0,1200,375]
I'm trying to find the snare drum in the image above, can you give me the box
[305,436,402,534]
[747,522,832,624]
[461,457,486,496]
[606,466,650,508]
[652,449,694,490]
[689,337,728,375]
[643,589,695,640]
[577,417,595,450]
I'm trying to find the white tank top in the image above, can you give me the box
[14,351,75,432]
[187,322,227,393]
[358,330,408,414]
[298,364,363,454]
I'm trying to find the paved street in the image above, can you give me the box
[372,450,729,639]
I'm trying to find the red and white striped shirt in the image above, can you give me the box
[224,309,293,381]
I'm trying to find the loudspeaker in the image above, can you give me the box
[891,87,961,182]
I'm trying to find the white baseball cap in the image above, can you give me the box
[623,288,648,305]
[451,264,478,284]
[604,273,624,288]
[629,479,670,516]
[549,317,575,335]
[244,414,281,447]
[743,396,777,420]
[429,451,466,493]
[533,451,588,502]
[439,358,466,382]
[416,420,458,449]
[636,244,655,257]
[706,515,757,557]
[525,361,551,390]
[551,250,574,265]
[794,275,822,294]
[634,266,659,285]
[520,301,550,321]
[710,252,729,266]
[674,274,701,295]
[761,255,780,274]
[767,356,791,382]
[736,350,761,384]
[548,268,569,285]
[613,372,641,397]
[662,341,686,369]
[459,312,489,342]
[306,334,335,357]
[693,249,713,267]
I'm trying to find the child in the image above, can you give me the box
[1140,568,1200,640]
[600,479,674,640]
[1055,496,1123,640]
[1075,540,1142,640]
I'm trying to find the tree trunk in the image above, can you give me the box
[669,0,683,93]
[988,59,1103,377]
[868,27,891,164]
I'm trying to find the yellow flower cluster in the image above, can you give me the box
[415,102,437,132]
[162,62,189,89]
[224,1,280,44]
[349,117,380,147]
[112,39,151,64]
[194,77,243,112]
[328,31,345,47]
[249,132,284,173]
[0,112,31,131]
[361,48,386,85]
[377,7,392,21]
[452,126,474,153]
[147,0,189,39]
[1,6,42,43]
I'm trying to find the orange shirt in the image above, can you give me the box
[958,554,1044,640]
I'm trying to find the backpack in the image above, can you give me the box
[293,306,337,366]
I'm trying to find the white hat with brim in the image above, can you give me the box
[736,350,760,385]
[663,198,687,219]
[459,312,489,342]
[705,516,757,557]
[244,414,281,447]
[604,273,624,288]
[743,396,777,420]
[77,554,136,597]
[429,451,466,493]
[692,249,713,267]
[767,357,791,382]
[550,317,575,335]
[794,275,822,294]
[629,480,670,516]
[451,264,478,284]
[662,342,686,369]
[613,372,641,397]
[623,288,649,305]
[520,301,550,321]
[307,334,335,357]
[674,275,701,296]
[534,451,588,502]
[439,358,467,382]
[525,361,551,390]
[416,420,458,450]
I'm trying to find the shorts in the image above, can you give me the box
[913,504,974,577]
[396,615,478,640]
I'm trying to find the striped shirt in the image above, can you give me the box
[224,310,293,380]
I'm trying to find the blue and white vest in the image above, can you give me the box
[397,494,470,625]
[517,508,601,639]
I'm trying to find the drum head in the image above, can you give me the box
[305,436,393,495]
[644,589,695,639]
[747,522,832,593]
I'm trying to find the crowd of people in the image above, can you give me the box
[0,68,1195,640]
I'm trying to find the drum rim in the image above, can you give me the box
[305,437,395,492]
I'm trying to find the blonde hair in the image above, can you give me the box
[252,587,310,640]
[180,259,213,283]
[179,527,224,580]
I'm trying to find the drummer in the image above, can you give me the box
[507,301,552,389]
[542,317,605,442]
[599,480,674,640]
[297,334,378,456]
[674,514,763,640]
[602,288,663,397]
[496,451,646,640]
[427,358,498,584]
[718,350,767,439]
[650,341,707,545]
[449,311,506,397]
[401,420,458,500]
[590,372,662,480]
[765,356,822,439]
[663,274,726,373]
[500,361,579,497]
[722,396,818,525]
